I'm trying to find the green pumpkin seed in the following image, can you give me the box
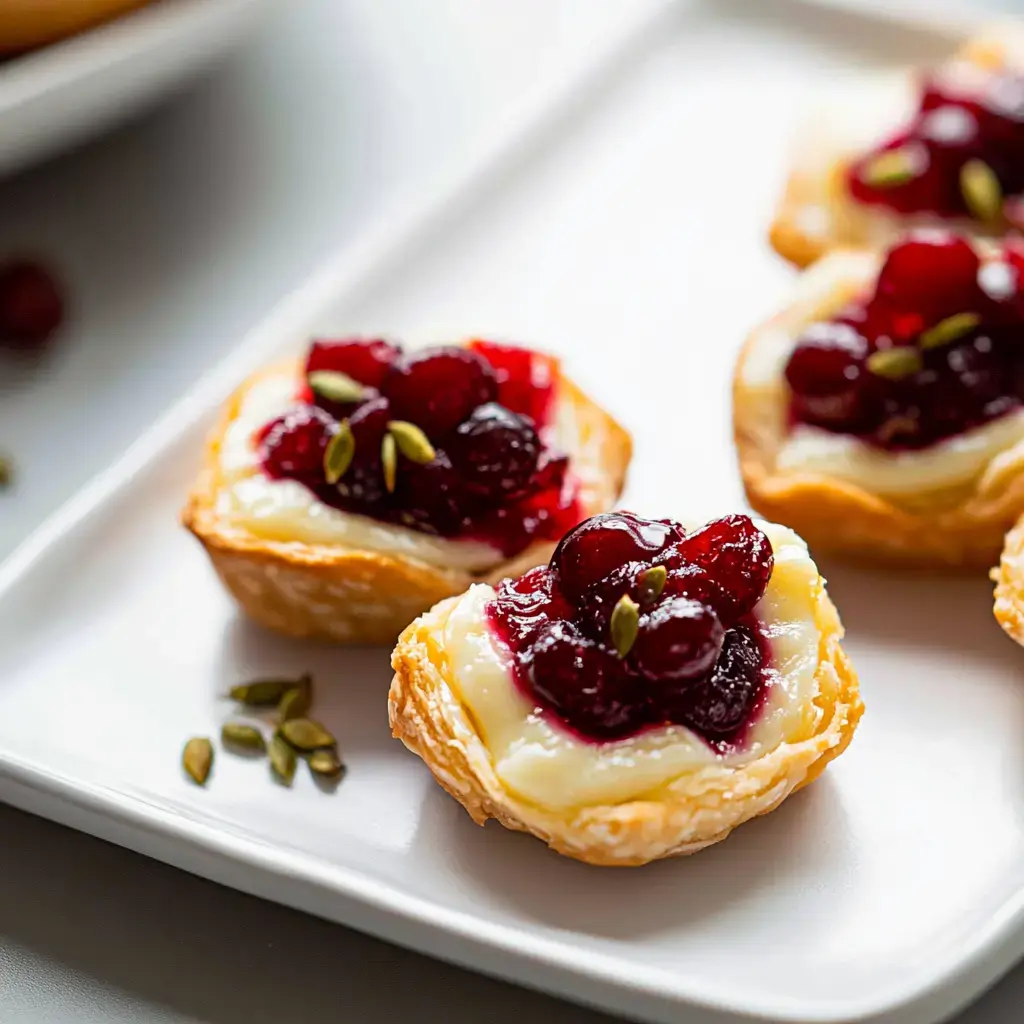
[918,312,981,350]
[961,159,1003,222]
[387,421,436,464]
[220,722,266,753]
[182,737,213,786]
[324,420,355,484]
[307,370,367,405]
[269,733,297,785]
[860,147,919,188]
[610,594,640,658]
[309,748,346,780]
[280,718,336,751]
[866,347,922,380]
[229,678,300,706]
[381,433,397,494]
[637,565,667,605]
[278,674,313,722]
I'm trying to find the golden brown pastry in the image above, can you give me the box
[184,338,631,645]
[993,517,1024,643]
[0,0,154,53]
[390,512,862,866]
[771,22,1024,268]
[735,231,1024,568]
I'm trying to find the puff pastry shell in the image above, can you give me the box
[770,22,1024,268]
[388,562,862,867]
[735,249,1024,568]
[183,359,631,645]
[0,0,154,52]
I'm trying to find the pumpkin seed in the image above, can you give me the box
[268,733,297,785]
[278,674,313,722]
[610,595,640,658]
[637,565,667,605]
[182,737,213,786]
[919,312,981,350]
[381,432,397,493]
[866,347,922,380]
[220,722,266,753]
[280,718,336,751]
[309,748,346,780]
[961,159,1003,222]
[229,678,300,706]
[307,370,366,405]
[861,147,919,188]
[324,420,355,484]
[387,420,436,464]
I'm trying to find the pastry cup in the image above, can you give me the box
[389,532,861,868]
[770,22,1024,268]
[734,249,1024,569]
[0,0,153,52]
[183,359,632,645]
[993,517,1024,644]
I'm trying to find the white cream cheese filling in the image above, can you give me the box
[741,251,1024,502]
[214,371,503,573]
[442,522,822,812]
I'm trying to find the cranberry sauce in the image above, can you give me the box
[848,66,1024,225]
[255,337,580,556]
[784,231,1024,450]
[486,512,775,747]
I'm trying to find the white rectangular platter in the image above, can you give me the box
[0,3,1020,1023]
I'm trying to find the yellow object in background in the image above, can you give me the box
[0,0,155,54]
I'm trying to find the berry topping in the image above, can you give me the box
[258,406,336,482]
[255,338,581,556]
[785,233,1024,450]
[488,512,774,747]
[848,68,1024,224]
[0,259,65,349]
[468,339,558,425]
[383,346,498,436]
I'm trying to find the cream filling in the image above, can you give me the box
[214,372,503,573]
[741,251,1024,502]
[443,522,822,812]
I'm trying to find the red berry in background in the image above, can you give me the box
[257,406,336,481]
[874,232,981,320]
[631,597,724,684]
[667,515,773,621]
[305,338,400,388]
[447,402,540,500]
[0,259,65,349]
[383,346,498,436]
[551,511,676,602]
[469,339,558,426]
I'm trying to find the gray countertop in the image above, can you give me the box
[1,1,1023,1020]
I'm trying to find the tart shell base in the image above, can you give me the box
[388,584,862,867]
[993,517,1024,645]
[182,362,632,645]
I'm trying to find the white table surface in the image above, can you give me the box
[1,0,1023,1020]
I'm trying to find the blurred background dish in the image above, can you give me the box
[0,0,271,176]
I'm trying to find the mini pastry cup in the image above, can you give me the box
[734,249,1024,569]
[0,0,154,52]
[389,548,862,867]
[770,22,1024,269]
[182,359,632,646]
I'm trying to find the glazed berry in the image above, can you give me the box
[448,403,540,500]
[487,512,774,747]
[552,511,676,602]
[671,626,763,737]
[631,597,724,683]
[525,620,650,740]
[668,515,773,619]
[785,234,1024,450]
[0,259,64,349]
[335,396,390,509]
[469,339,558,426]
[384,346,498,436]
[258,406,336,482]
[305,338,399,389]
[394,450,466,535]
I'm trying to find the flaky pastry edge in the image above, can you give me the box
[388,572,862,867]
[182,358,632,645]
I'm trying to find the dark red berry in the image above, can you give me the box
[551,512,676,603]
[469,339,558,426]
[393,450,467,535]
[525,620,650,740]
[447,402,540,500]
[383,346,498,436]
[669,626,763,737]
[305,338,399,388]
[575,561,651,638]
[631,597,724,683]
[258,406,336,481]
[667,516,773,622]
[785,321,871,430]
[0,260,64,349]
[489,567,574,647]
[335,396,390,509]
[874,232,981,320]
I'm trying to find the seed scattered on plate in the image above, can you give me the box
[278,674,313,721]
[221,722,266,752]
[268,733,297,786]
[182,737,213,786]
[309,748,346,780]
[280,717,336,751]
[229,678,300,706]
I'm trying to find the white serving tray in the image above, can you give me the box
[0,2,1019,1023]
